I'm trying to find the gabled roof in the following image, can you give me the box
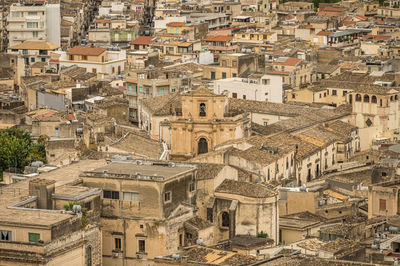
[215,179,277,198]
[202,35,233,42]
[166,22,186,27]
[273,57,302,66]
[9,41,60,50]
[130,36,153,45]
[67,46,106,56]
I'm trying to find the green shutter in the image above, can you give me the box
[29,233,40,242]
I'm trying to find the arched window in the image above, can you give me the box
[391,96,394,101]
[198,138,208,155]
[396,95,399,101]
[199,103,206,117]
[363,95,370,103]
[355,94,361,102]
[371,95,377,103]
[221,212,229,227]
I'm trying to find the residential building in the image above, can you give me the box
[7,3,61,47]
[80,161,197,263]
[7,41,59,71]
[213,74,283,103]
[58,46,126,78]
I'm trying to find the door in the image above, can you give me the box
[198,138,208,154]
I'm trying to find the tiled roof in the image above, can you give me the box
[9,41,59,50]
[141,92,181,116]
[67,46,106,56]
[215,179,277,198]
[362,34,391,41]
[202,35,233,42]
[130,36,153,45]
[166,22,186,27]
[273,57,302,66]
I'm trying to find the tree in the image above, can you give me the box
[0,128,47,174]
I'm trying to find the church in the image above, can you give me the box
[139,87,250,161]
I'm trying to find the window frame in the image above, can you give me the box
[164,191,171,203]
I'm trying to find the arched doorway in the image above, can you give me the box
[198,138,208,154]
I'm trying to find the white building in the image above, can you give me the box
[213,75,283,103]
[7,3,60,47]
[57,46,126,79]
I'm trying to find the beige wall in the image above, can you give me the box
[279,191,317,216]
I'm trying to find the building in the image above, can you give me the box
[151,88,250,160]
[7,41,59,71]
[0,160,105,265]
[58,46,126,79]
[80,160,197,263]
[7,3,60,47]
[213,74,283,103]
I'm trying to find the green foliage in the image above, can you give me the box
[257,231,269,238]
[63,201,89,228]
[0,128,47,173]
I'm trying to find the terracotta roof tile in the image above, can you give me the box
[67,46,106,56]
[9,41,59,50]
[166,22,186,27]
[202,35,233,42]
[273,57,302,66]
[130,36,153,45]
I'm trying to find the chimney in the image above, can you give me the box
[29,178,56,210]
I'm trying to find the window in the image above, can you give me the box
[11,11,20,17]
[199,103,206,116]
[343,90,347,96]
[86,246,92,266]
[31,57,35,63]
[189,182,195,192]
[364,95,370,103]
[33,31,38,38]
[332,90,337,96]
[27,22,38,28]
[243,95,246,99]
[82,55,88,60]
[112,67,115,73]
[356,94,361,102]
[28,233,40,242]
[138,240,146,253]
[103,190,119,200]
[84,201,92,210]
[164,191,171,203]
[232,60,237,67]
[123,192,139,201]
[0,230,11,241]
[262,79,270,85]
[222,72,226,79]
[264,122,268,126]
[22,49,28,55]
[232,73,237,77]
[28,11,37,15]
[114,238,121,250]
[232,93,237,98]
[211,72,216,80]
[41,58,46,62]
[380,199,386,211]
[372,95,377,103]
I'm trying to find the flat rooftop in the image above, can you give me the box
[0,160,106,227]
[83,161,196,180]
